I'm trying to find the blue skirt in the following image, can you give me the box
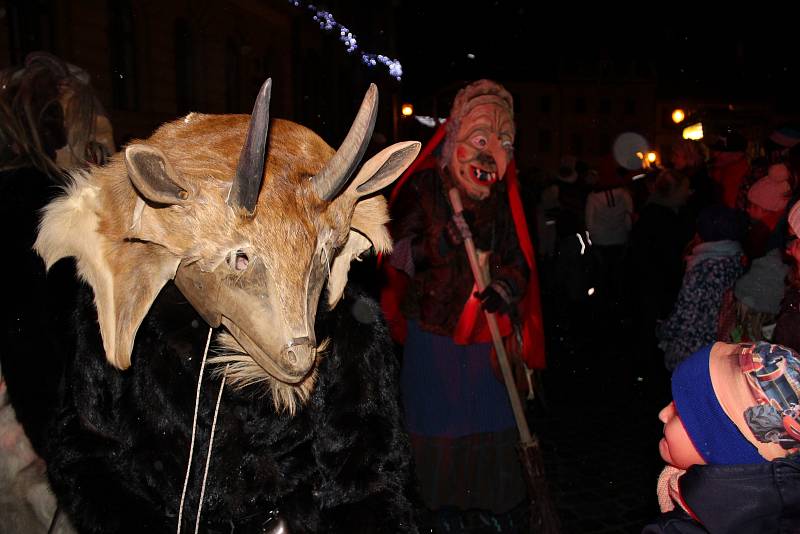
[401,320,516,438]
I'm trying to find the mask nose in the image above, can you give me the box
[280,337,316,376]
[476,152,497,169]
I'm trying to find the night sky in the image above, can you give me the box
[362,3,800,111]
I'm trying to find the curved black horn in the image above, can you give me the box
[312,84,378,201]
[228,78,272,215]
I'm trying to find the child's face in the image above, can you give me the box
[658,402,705,469]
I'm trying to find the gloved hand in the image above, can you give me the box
[444,211,473,247]
[475,280,514,314]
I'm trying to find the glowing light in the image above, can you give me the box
[587,287,595,296]
[290,1,403,80]
[635,151,644,160]
[576,233,586,255]
[671,109,685,124]
[682,122,704,140]
[647,152,657,163]
[401,103,414,117]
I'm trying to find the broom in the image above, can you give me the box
[449,187,560,534]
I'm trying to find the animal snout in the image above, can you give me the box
[281,338,316,374]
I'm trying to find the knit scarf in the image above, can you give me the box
[685,240,742,272]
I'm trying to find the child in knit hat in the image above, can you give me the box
[657,206,746,371]
[717,249,788,343]
[646,342,800,533]
[744,163,792,259]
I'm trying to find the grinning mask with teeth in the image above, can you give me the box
[446,91,514,201]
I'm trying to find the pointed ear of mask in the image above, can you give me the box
[342,141,421,201]
[344,141,420,242]
[35,174,182,370]
[326,141,420,307]
[125,144,190,205]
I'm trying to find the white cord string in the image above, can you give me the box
[177,327,213,534]
[193,363,229,534]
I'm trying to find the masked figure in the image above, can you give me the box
[1,70,423,532]
[0,52,116,534]
[383,80,544,526]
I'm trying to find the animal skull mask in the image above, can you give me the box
[35,80,420,411]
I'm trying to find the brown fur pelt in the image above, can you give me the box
[35,113,405,411]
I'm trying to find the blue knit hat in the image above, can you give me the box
[671,342,800,465]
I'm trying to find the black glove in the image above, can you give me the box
[475,280,514,314]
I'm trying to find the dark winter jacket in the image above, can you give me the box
[642,455,800,533]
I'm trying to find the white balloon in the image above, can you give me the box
[613,132,650,170]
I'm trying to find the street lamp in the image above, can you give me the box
[682,123,703,140]
[634,151,657,168]
[672,109,685,124]
[401,103,414,117]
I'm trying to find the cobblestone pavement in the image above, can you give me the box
[522,263,676,534]
[530,329,665,534]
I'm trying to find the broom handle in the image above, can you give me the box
[448,188,533,444]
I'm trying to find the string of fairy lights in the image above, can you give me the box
[288,1,403,81]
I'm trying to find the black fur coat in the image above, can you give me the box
[40,280,416,533]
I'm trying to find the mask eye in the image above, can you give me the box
[471,135,487,149]
[228,250,249,271]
